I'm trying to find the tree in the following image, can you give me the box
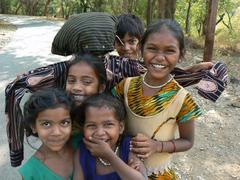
[185,0,192,34]
[20,0,39,15]
[44,0,52,16]
[146,0,154,25]
[203,0,218,61]
[157,0,176,19]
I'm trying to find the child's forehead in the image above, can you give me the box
[86,106,117,117]
[68,61,96,74]
[36,107,70,121]
[123,33,140,40]
[87,105,114,113]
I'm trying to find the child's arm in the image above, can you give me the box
[84,137,146,180]
[128,152,148,179]
[131,120,195,159]
[182,62,213,72]
[73,149,84,180]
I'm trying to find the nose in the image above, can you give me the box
[155,51,165,61]
[51,125,62,136]
[123,43,130,51]
[72,82,83,93]
[94,127,106,138]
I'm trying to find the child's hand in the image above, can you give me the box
[130,133,158,160]
[83,137,113,159]
[128,158,141,171]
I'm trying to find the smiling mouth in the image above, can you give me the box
[151,64,166,69]
[72,94,86,102]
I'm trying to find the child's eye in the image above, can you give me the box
[82,79,93,85]
[67,78,76,84]
[104,123,114,128]
[60,119,71,127]
[165,49,176,54]
[40,121,51,127]
[85,124,96,129]
[129,39,138,45]
[147,47,157,52]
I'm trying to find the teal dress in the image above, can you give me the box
[18,156,73,180]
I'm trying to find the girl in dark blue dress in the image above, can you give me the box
[73,93,147,180]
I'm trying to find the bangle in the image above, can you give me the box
[160,141,163,153]
[170,140,176,153]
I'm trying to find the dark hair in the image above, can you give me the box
[141,19,185,58]
[68,53,107,87]
[116,13,144,41]
[23,88,73,137]
[75,93,126,124]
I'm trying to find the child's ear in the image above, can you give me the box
[119,121,125,134]
[31,125,37,134]
[98,84,106,93]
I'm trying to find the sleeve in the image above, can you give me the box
[171,67,206,87]
[177,93,203,123]
[111,78,126,102]
[104,55,146,89]
[5,61,69,167]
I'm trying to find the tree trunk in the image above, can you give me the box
[61,0,65,18]
[147,0,153,25]
[122,0,129,13]
[157,0,176,19]
[185,0,192,35]
[0,0,6,14]
[15,3,22,14]
[202,0,209,36]
[30,1,38,15]
[203,0,218,62]
[93,0,104,12]
[127,0,136,13]
[44,0,52,16]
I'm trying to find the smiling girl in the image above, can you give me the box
[19,88,74,180]
[112,19,202,179]
[73,93,147,180]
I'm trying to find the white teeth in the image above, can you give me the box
[72,95,85,101]
[152,64,165,69]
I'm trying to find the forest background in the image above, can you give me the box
[1,0,240,53]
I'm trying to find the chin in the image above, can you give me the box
[49,146,65,152]
[74,101,83,106]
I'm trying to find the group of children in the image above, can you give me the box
[5,13,215,179]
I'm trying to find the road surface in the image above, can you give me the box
[0,14,68,179]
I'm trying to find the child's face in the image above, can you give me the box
[32,107,71,152]
[83,106,124,149]
[115,33,140,59]
[66,61,103,105]
[143,29,180,84]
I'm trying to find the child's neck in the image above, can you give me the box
[36,143,71,160]
[142,73,173,96]
[34,143,74,178]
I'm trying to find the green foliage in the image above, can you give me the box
[215,8,240,50]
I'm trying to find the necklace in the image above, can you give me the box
[142,72,174,89]
[98,146,119,166]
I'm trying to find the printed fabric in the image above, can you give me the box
[112,76,202,123]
